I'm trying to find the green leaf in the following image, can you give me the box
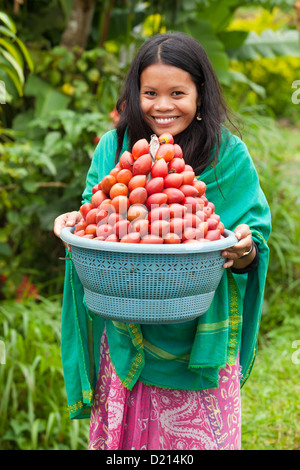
[228,29,300,61]
[0,242,11,256]
[0,26,15,38]
[22,179,38,193]
[0,12,17,33]
[14,37,34,72]
[219,30,249,50]
[0,38,23,68]
[1,48,24,84]
[24,75,70,118]
[174,18,231,85]
[230,70,267,97]
[0,62,23,95]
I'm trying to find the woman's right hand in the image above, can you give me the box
[54,211,83,251]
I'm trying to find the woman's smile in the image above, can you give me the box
[140,63,200,137]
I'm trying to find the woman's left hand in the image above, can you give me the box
[222,224,253,269]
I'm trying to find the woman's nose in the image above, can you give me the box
[154,96,174,111]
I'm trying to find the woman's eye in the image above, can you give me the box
[172,91,183,96]
[145,91,156,96]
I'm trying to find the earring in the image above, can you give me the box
[196,107,202,121]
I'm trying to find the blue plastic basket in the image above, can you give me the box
[60,227,237,324]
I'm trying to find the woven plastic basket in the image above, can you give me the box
[60,227,237,324]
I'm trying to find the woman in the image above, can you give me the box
[54,32,271,450]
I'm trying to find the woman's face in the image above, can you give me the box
[140,63,200,137]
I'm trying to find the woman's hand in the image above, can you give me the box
[54,211,83,252]
[222,224,255,269]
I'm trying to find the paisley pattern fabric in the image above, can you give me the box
[89,332,241,451]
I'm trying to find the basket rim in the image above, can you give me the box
[60,226,238,254]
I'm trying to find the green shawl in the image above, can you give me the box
[60,128,271,419]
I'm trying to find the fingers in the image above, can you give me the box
[53,211,82,238]
[222,224,253,268]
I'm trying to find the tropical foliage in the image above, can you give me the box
[0,0,299,450]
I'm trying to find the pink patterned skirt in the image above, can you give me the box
[89,331,241,450]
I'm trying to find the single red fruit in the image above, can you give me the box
[91,190,108,208]
[120,232,141,243]
[151,158,168,178]
[111,195,129,214]
[164,173,184,189]
[119,151,134,169]
[163,233,181,244]
[109,183,128,199]
[128,174,147,192]
[105,234,119,242]
[132,219,149,238]
[114,219,131,238]
[193,180,206,197]
[207,217,219,231]
[173,144,183,158]
[181,171,195,185]
[132,139,150,160]
[145,177,164,196]
[75,220,88,232]
[127,204,148,222]
[140,235,164,244]
[86,208,98,225]
[96,223,114,238]
[158,133,174,145]
[129,187,148,205]
[96,209,109,225]
[169,203,187,219]
[117,169,133,185]
[217,221,225,234]
[155,144,175,162]
[132,153,153,176]
[205,229,221,241]
[162,187,185,204]
[179,184,199,197]
[150,220,170,237]
[80,202,93,220]
[101,174,117,195]
[85,224,97,235]
[146,193,168,210]
[148,206,170,223]
[168,158,185,173]
[75,229,86,237]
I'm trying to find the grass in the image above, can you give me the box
[241,314,300,450]
[240,118,300,450]
[0,296,89,450]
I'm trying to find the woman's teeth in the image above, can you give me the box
[154,117,178,123]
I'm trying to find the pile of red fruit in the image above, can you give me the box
[74,133,225,244]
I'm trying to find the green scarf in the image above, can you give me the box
[61,128,271,419]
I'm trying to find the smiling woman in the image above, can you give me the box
[114,32,233,175]
[140,63,200,137]
[54,31,271,452]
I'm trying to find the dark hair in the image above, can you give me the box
[115,32,239,176]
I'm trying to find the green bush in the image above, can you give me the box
[0,296,89,450]
[229,56,300,122]
[237,108,300,332]
[0,108,113,299]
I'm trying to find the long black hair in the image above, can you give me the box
[115,32,239,176]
